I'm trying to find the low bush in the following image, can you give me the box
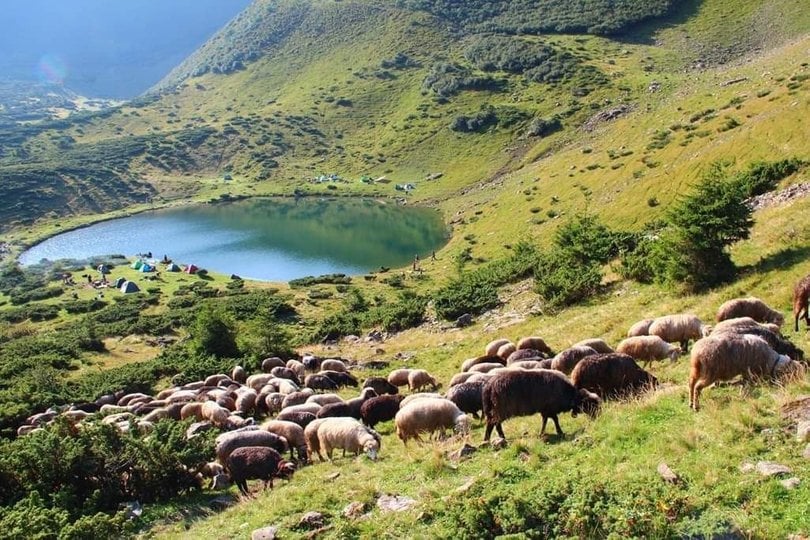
[534,249,602,309]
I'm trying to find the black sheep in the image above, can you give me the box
[226,446,296,496]
[321,370,359,388]
[304,374,339,391]
[363,377,399,395]
[276,410,316,429]
[506,349,548,364]
[570,353,657,400]
[360,394,404,428]
[316,388,377,420]
[270,366,300,385]
[445,381,485,419]
[720,326,805,361]
[482,369,600,441]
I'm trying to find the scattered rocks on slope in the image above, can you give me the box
[448,443,477,461]
[657,462,680,484]
[755,461,792,477]
[298,511,326,530]
[251,526,279,540]
[749,183,810,211]
[342,501,367,519]
[582,104,633,131]
[377,494,417,513]
[780,477,801,490]
[797,421,810,443]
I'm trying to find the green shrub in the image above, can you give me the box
[188,305,239,358]
[534,249,602,309]
[369,292,428,333]
[733,158,805,197]
[289,274,352,288]
[434,274,500,320]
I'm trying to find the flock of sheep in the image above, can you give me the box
[14,279,810,496]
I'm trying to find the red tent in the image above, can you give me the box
[185,264,198,274]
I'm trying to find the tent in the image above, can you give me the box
[131,260,143,270]
[120,281,140,294]
[140,263,154,273]
[185,264,198,274]
[114,277,126,288]
[166,263,181,272]
[97,264,110,274]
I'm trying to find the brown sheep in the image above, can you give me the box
[550,346,598,375]
[794,274,810,332]
[262,420,308,462]
[627,319,654,337]
[445,381,485,419]
[648,314,711,352]
[689,335,805,411]
[496,343,517,361]
[275,410,316,429]
[570,353,657,400]
[572,338,614,354]
[387,368,414,387]
[461,355,505,372]
[231,366,247,384]
[485,338,512,357]
[449,372,477,387]
[320,359,349,372]
[716,297,785,327]
[363,377,399,395]
[516,336,555,357]
[215,429,289,464]
[316,388,377,420]
[616,336,681,367]
[506,349,546,365]
[482,369,600,441]
[261,357,286,372]
[226,446,296,496]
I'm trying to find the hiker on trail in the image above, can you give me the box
[431,250,436,261]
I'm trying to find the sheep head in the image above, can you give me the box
[769,312,786,327]
[668,346,683,362]
[776,357,806,381]
[454,414,471,435]
[573,389,601,419]
[363,439,380,460]
[700,325,713,338]
[276,460,296,479]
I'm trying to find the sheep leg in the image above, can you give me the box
[237,480,249,496]
[681,340,689,353]
[540,415,549,435]
[495,423,505,439]
[484,422,494,441]
[691,380,705,411]
[551,416,564,437]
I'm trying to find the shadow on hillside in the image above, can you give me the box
[613,0,703,46]
[739,245,810,275]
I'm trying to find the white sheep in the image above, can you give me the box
[320,359,349,372]
[306,393,344,406]
[314,417,381,461]
[400,393,445,408]
[407,369,441,392]
[395,398,470,445]
[647,314,711,352]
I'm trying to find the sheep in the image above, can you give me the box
[118,393,150,406]
[407,369,442,392]
[281,390,315,409]
[648,314,711,352]
[516,336,555,357]
[216,395,237,411]
[140,408,168,423]
[511,359,552,370]
[320,359,349,372]
[466,373,495,384]
[468,362,505,374]
[482,369,601,441]
[302,355,321,372]
[202,401,232,428]
[204,374,231,387]
[572,338,614,354]
[485,338,512,357]
[235,389,258,416]
[264,393,285,415]
[794,274,810,332]
[270,367,300,385]
[306,393,344,406]
[506,349,546,365]
[627,319,654,337]
[363,377,399,395]
[286,359,306,381]
[689,334,806,410]
[550,346,598,375]
[461,355,505,372]
[616,336,682,366]
[360,394,404,429]
[226,446,296,496]
[275,379,299,395]
[395,398,470,445]
[449,372,477,387]
[261,357,286,372]
[314,417,381,461]
[570,353,657,400]
[316,388,378,420]
[497,343,517,360]
[713,324,804,361]
[182,381,205,391]
[280,403,321,416]
[262,420,308,462]
[247,374,275,392]
[387,368,414,387]
[716,297,785,327]
[304,374,339,392]
[215,429,289,464]
[445,381,485,419]
[400,393,445,408]
[199,461,227,489]
[156,387,179,400]
[321,370,359,388]
[232,366,247,384]
[180,402,204,421]
[712,316,779,334]
[276,410,316,429]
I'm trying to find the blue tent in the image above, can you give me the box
[140,263,154,273]
[120,281,140,294]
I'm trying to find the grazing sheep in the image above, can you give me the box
[360,394,404,429]
[485,338,512,357]
[551,346,598,375]
[281,390,315,410]
[320,359,349,372]
[321,370,359,388]
[204,374,231,387]
[235,389,258,415]
[570,353,657,400]
[713,324,804,360]
[648,314,711,352]
[794,274,810,332]
[445,381,485,419]
[247,374,275,392]
[216,395,237,411]
[712,316,777,334]
[226,446,296,496]
[270,367,300,385]
[506,349,546,365]
[215,429,289,464]
[165,402,184,421]
[387,368,414,387]
[516,336,555,357]
[511,360,551,370]
[468,362,505,374]
[482,369,601,441]
[302,355,321,372]
[261,357,286,372]
[156,387,179,400]
[304,374,339,392]
[286,360,306,381]
[180,402,204,421]
[400,393,445,408]
[314,417,381,461]
[118,393,149,406]
[689,335,805,410]
[262,420,308,462]
[616,336,681,366]
[466,373,495,384]
[627,319,654,337]
[497,343,517,361]
[316,388,378,420]
[449,372,477,387]
[264,393,285,415]
[232,366,247,384]
[280,403,321,416]
[202,401,232,428]
[395,398,470,445]
[303,418,328,461]
[275,410,316,429]
[461,355,505,372]
[407,369,442,392]
[275,379,300,395]
[716,297,785,327]
[306,393,344,406]
[140,408,168,423]
[363,377,399,395]
[572,338,614,354]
